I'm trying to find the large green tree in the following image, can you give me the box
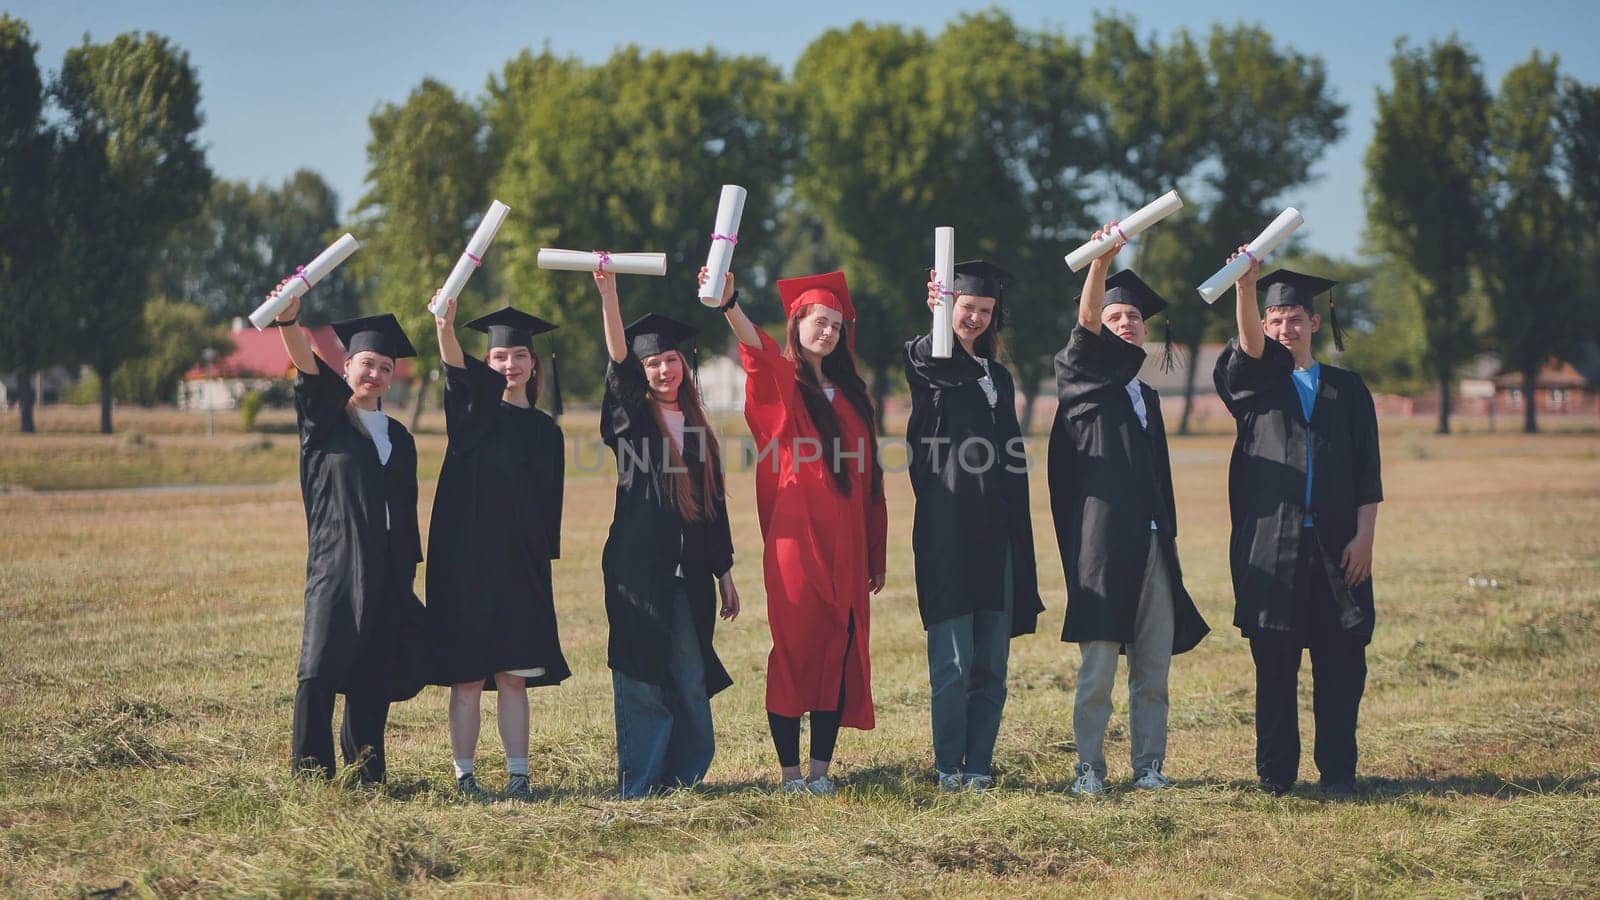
[1484,53,1590,433]
[0,15,57,433]
[157,169,361,324]
[114,298,234,406]
[52,31,210,433]
[930,12,1100,434]
[488,47,793,401]
[1366,37,1492,434]
[355,78,488,429]
[1183,23,1345,432]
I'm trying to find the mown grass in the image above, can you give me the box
[0,427,1596,896]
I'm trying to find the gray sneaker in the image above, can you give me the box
[1070,762,1104,797]
[1133,761,1175,790]
[456,773,492,802]
[780,777,809,795]
[963,773,995,792]
[502,773,533,801]
[937,770,964,792]
[805,774,838,796]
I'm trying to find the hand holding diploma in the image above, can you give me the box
[249,233,362,330]
[538,249,667,276]
[1197,207,1303,304]
[700,185,747,307]
[429,200,510,317]
[932,226,955,358]
[1064,190,1183,271]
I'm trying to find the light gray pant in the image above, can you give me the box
[1073,532,1176,779]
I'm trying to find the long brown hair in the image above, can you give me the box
[644,356,725,523]
[785,303,884,499]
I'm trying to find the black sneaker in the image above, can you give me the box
[1321,780,1358,800]
[1258,778,1293,797]
[503,773,533,801]
[456,773,492,802]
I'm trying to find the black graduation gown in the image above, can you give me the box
[1046,325,1209,653]
[425,356,570,689]
[295,357,427,701]
[1212,339,1384,644]
[903,334,1043,637]
[599,355,735,696]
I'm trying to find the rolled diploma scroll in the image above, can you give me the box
[429,200,511,316]
[249,233,362,330]
[1196,207,1304,304]
[536,249,667,276]
[1064,190,1184,272]
[932,226,955,358]
[699,185,748,306]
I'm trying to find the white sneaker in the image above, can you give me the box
[781,777,809,795]
[937,770,964,792]
[1070,762,1104,797]
[805,774,838,796]
[1133,761,1175,790]
[963,774,994,792]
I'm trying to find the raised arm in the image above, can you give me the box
[270,280,316,375]
[594,270,628,364]
[701,267,762,349]
[1231,248,1265,359]
[1076,224,1124,334]
[432,291,464,368]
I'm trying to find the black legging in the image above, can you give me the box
[768,614,853,767]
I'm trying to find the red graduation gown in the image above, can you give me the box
[740,331,886,730]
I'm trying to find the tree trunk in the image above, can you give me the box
[870,364,890,437]
[1522,366,1539,434]
[407,374,430,433]
[98,364,114,434]
[16,370,36,433]
[1177,339,1202,436]
[1017,384,1036,436]
[1436,371,1451,435]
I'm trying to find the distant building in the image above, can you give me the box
[1491,351,1600,416]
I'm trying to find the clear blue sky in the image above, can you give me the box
[12,0,1600,260]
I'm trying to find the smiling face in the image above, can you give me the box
[642,349,685,403]
[1101,302,1149,347]
[795,304,845,360]
[952,294,997,348]
[1263,305,1321,360]
[487,345,535,391]
[343,350,395,401]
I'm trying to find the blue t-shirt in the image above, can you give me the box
[1291,362,1320,525]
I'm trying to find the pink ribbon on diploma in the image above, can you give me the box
[294,265,312,291]
[1242,248,1257,263]
[464,251,482,267]
[1113,222,1130,243]
[710,232,739,245]
[933,279,955,299]
[594,250,612,272]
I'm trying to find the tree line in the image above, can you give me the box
[2,12,1595,434]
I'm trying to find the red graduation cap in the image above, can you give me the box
[776,270,854,322]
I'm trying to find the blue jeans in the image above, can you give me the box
[612,580,715,798]
[927,552,1013,776]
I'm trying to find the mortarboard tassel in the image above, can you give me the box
[1160,321,1181,374]
[546,344,563,418]
[1328,290,1346,353]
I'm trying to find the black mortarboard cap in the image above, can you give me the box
[624,313,699,360]
[463,306,558,350]
[1103,268,1168,320]
[332,314,416,359]
[1259,269,1346,350]
[950,260,1013,298]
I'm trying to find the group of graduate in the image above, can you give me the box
[270,221,1382,802]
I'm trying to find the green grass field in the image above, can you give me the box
[0,417,1596,896]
